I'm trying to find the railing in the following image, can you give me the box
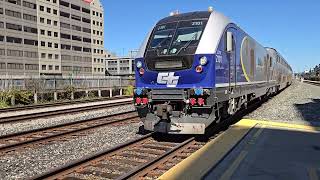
[0,76,135,92]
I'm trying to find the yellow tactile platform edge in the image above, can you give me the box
[158,119,320,180]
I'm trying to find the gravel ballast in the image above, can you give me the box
[0,122,143,179]
[0,104,135,136]
[245,81,320,125]
[0,97,132,119]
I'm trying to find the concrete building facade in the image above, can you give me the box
[0,0,104,77]
[105,50,138,76]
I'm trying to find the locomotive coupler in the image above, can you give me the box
[155,103,172,120]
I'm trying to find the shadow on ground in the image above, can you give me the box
[294,98,320,125]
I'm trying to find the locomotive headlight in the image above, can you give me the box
[136,61,142,68]
[199,56,208,66]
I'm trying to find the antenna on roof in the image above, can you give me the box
[170,10,180,16]
[208,6,214,12]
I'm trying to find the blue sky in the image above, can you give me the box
[101,0,320,72]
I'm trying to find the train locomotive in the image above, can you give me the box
[134,9,293,134]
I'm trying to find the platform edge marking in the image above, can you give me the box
[242,119,320,132]
[158,119,257,180]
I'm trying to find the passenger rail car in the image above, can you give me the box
[134,10,293,134]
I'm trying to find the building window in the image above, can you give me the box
[6,36,22,44]
[42,65,46,70]
[60,33,71,39]
[71,4,80,11]
[5,9,22,19]
[82,17,90,24]
[0,8,2,15]
[71,14,81,21]
[47,7,51,13]
[93,20,95,25]
[24,39,38,46]
[54,32,58,37]
[72,46,82,51]
[55,54,59,59]
[53,21,58,26]
[55,66,59,70]
[40,17,44,23]
[24,26,38,34]
[8,63,24,70]
[47,19,51,25]
[83,38,91,43]
[0,22,4,28]
[82,27,91,33]
[61,44,71,50]
[41,41,45,46]
[40,29,45,35]
[24,51,38,58]
[6,23,22,31]
[83,48,91,52]
[60,11,70,18]
[40,5,44,11]
[82,7,90,14]
[53,9,57,15]
[72,35,82,41]
[0,36,4,42]
[48,42,52,47]
[54,43,58,48]
[6,0,22,5]
[60,22,70,29]
[48,54,52,59]
[48,65,53,70]
[92,10,95,15]
[47,31,52,36]
[41,53,46,58]
[60,0,69,7]
[0,49,5,56]
[72,25,81,31]
[23,1,36,9]
[7,49,23,57]
[23,14,37,22]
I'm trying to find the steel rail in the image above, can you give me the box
[0,99,133,124]
[0,111,138,155]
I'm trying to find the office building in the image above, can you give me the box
[0,0,105,76]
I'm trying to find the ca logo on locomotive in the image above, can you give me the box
[157,72,180,87]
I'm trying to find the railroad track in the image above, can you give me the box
[0,111,139,155]
[32,133,210,180]
[303,80,320,86]
[0,96,131,113]
[0,98,133,124]
[30,95,269,180]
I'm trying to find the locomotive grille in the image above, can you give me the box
[145,55,194,71]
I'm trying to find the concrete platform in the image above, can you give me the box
[159,119,320,180]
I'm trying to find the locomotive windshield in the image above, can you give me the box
[148,20,207,56]
[145,19,208,71]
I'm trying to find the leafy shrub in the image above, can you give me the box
[124,85,134,96]
[64,85,75,99]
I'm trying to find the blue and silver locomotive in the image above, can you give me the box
[134,9,293,134]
